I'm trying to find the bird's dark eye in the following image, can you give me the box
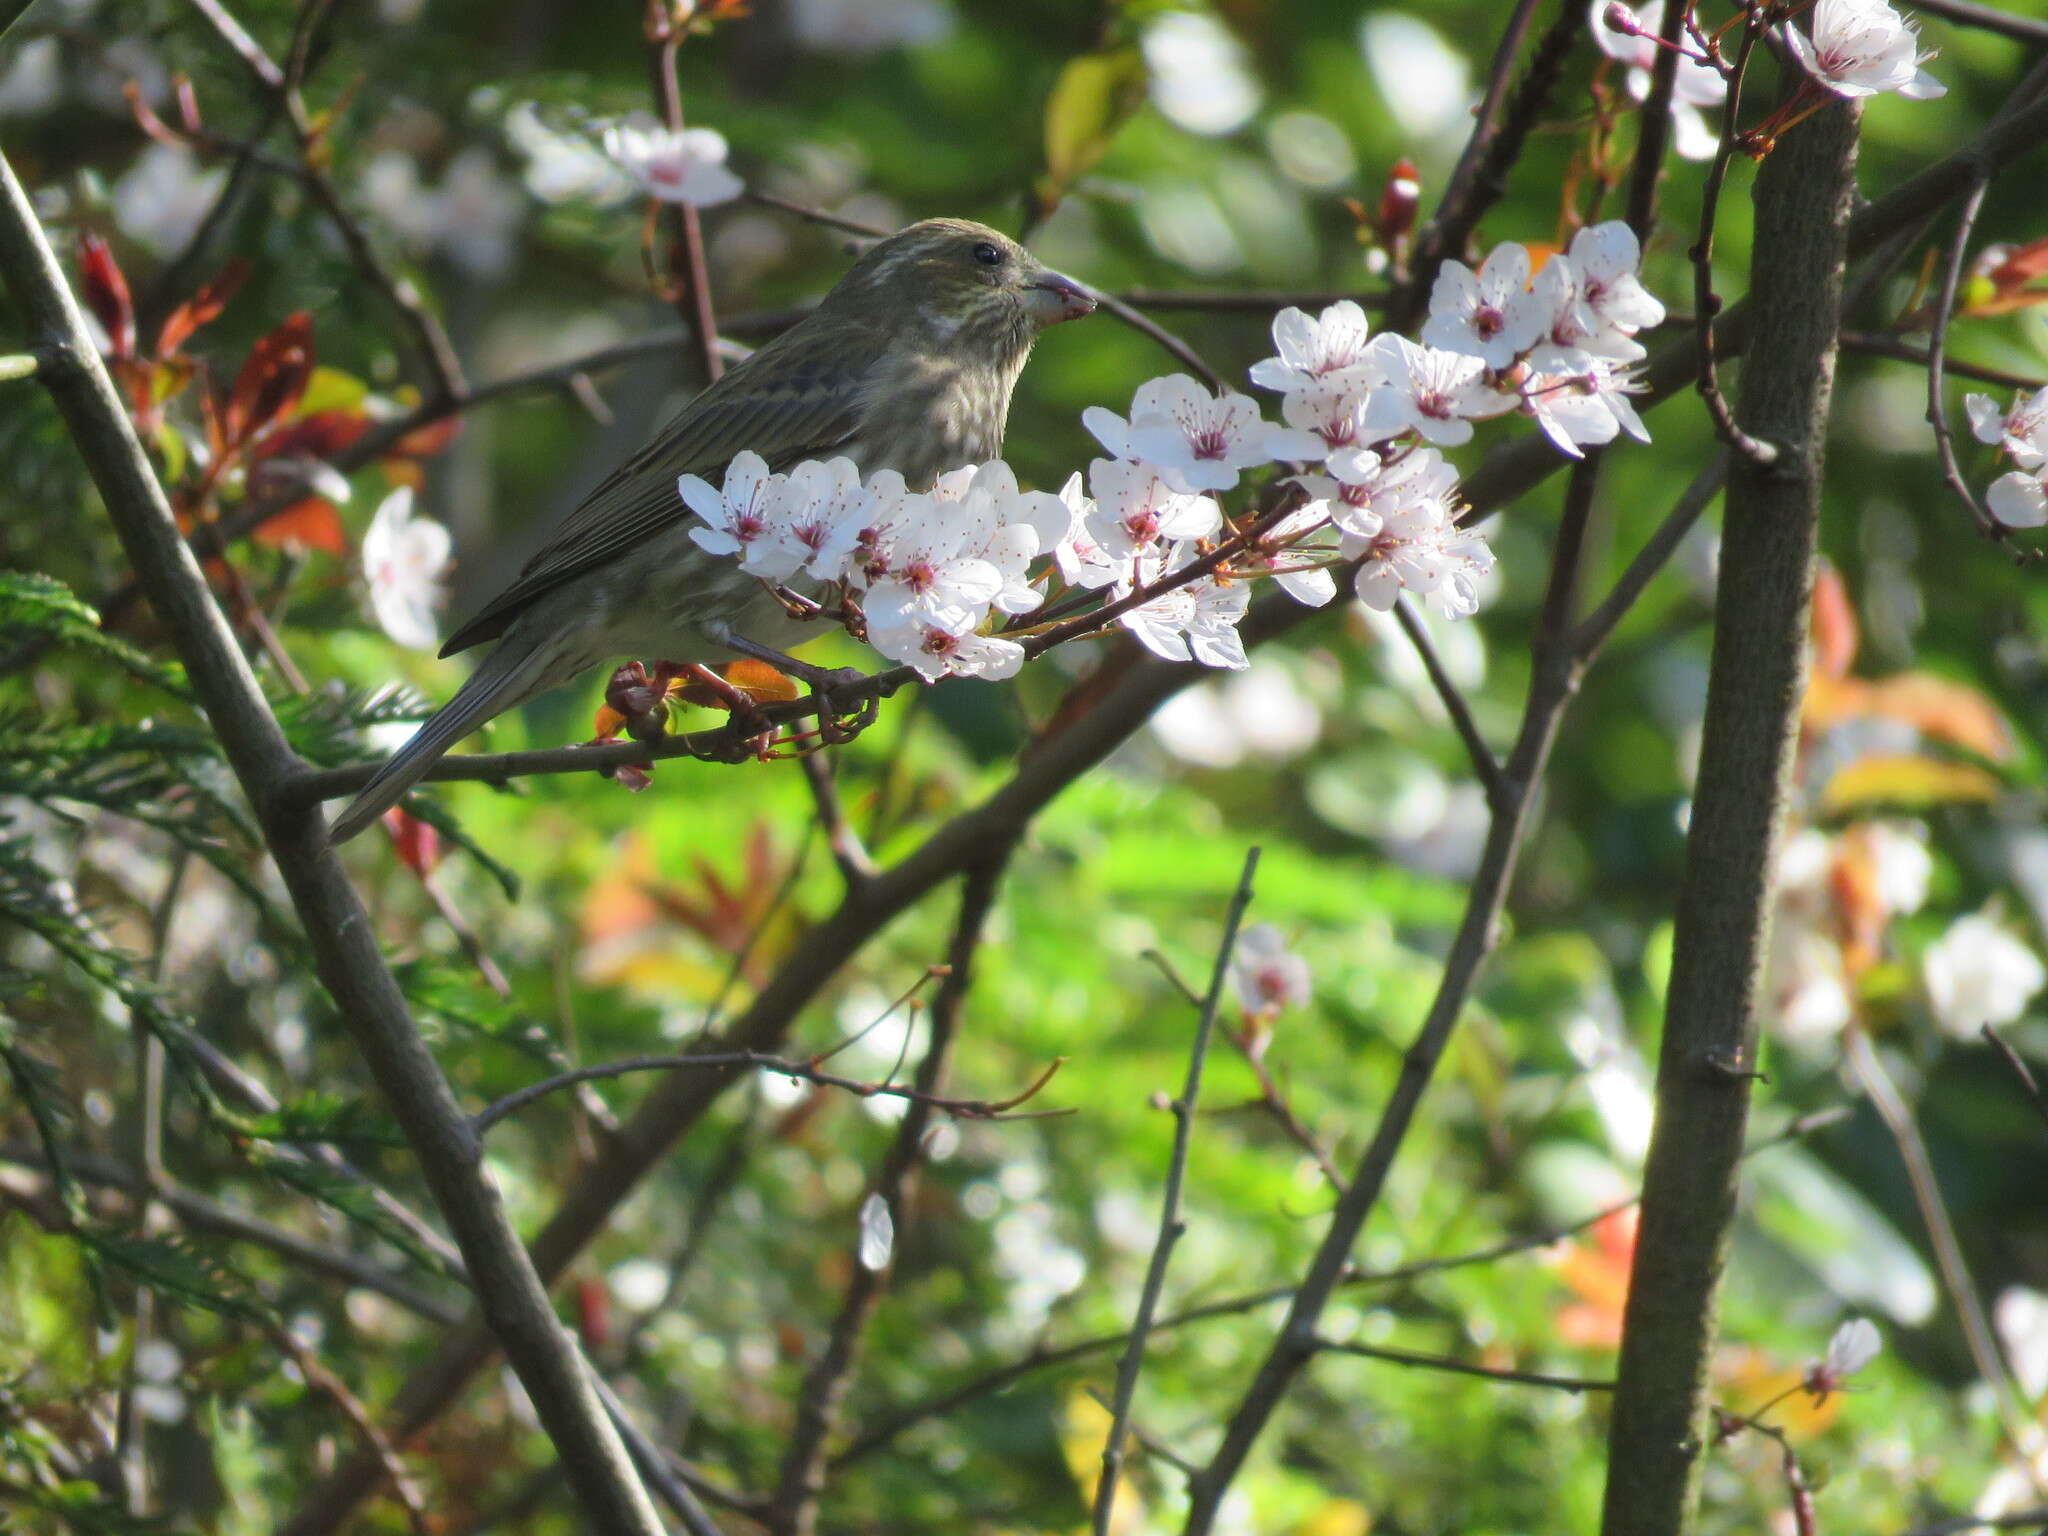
[972,242,1004,267]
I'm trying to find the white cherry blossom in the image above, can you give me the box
[1591,1,1727,161]
[1267,381,1364,461]
[855,490,1005,631]
[361,487,452,651]
[1250,299,1380,394]
[1521,359,1651,458]
[603,118,745,206]
[682,451,795,576]
[1785,0,1945,101]
[1083,374,1277,493]
[1987,467,2048,530]
[1357,334,1516,447]
[944,461,1068,613]
[1568,220,1667,335]
[1423,241,1544,369]
[1115,546,1250,670]
[1231,925,1313,1018]
[1966,386,2048,469]
[1084,458,1223,562]
[1522,255,1645,374]
[1051,472,1122,590]
[868,611,1026,683]
[1247,504,1339,608]
[1805,1317,1882,1399]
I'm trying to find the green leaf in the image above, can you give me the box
[1040,47,1148,204]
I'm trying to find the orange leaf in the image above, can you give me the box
[591,704,626,740]
[724,658,803,703]
[391,415,461,460]
[1820,754,2002,814]
[154,259,249,357]
[252,497,348,557]
[1863,673,2012,760]
[1809,563,1858,680]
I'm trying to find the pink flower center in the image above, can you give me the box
[733,514,764,542]
[903,558,936,593]
[921,629,959,657]
[1124,511,1161,543]
[1474,305,1503,338]
[1191,427,1230,460]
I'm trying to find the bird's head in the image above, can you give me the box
[825,218,1096,348]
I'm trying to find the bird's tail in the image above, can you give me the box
[327,637,561,845]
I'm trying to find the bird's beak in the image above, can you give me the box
[1024,270,1097,327]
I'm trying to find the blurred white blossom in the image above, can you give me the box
[1923,908,2045,1035]
[112,144,226,257]
[604,119,743,207]
[1231,924,1312,1019]
[362,487,453,652]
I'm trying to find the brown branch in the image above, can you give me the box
[1094,849,1260,1536]
[1572,451,1730,662]
[1690,16,1780,467]
[0,141,663,1536]
[1600,75,1859,1536]
[472,1043,1062,1138]
[1392,597,1510,815]
[1180,459,1602,1536]
[269,1326,432,1536]
[1314,1336,1614,1394]
[1846,1029,2037,1463]
[269,88,2048,1533]
[834,1107,1848,1470]
[644,9,724,383]
[1910,0,2048,45]
[1842,332,2047,391]
[766,851,1013,1536]
[1926,176,2010,539]
[800,749,877,888]
[1982,1024,2048,1139]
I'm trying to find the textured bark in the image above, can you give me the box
[0,148,666,1536]
[1599,81,1861,1536]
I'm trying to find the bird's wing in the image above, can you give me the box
[440,327,873,655]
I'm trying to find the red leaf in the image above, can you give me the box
[252,408,372,463]
[252,497,349,557]
[381,807,443,875]
[225,311,315,449]
[155,259,250,357]
[78,232,135,360]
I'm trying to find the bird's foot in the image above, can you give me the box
[706,633,880,747]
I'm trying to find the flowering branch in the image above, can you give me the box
[642,0,725,383]
[274,76,2048,1533]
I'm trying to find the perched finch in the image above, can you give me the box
[329,218,1094,843]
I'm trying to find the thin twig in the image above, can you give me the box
[831,1107,1848,1468]
[1571,450,1729,661]
[1981,1024,2048,1139]
[1846,1028,2038,1463]
[1093,848,1260,1536]
[766,852,1013,1536]
[1392,597,1509,814]
[799,750,876,888]
[1842,332,2047,392]
[1314,1336,1614,1394]
[1926,177,2009,539]
[1910,0,2048,46]
[644,10,723,383]
[269,1326,433,1536]
[1691,15,1778,466]
[472,1046,1064,1137]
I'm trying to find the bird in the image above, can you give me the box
[328,217,1096,843]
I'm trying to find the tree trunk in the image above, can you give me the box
[1599,75,1861,1536]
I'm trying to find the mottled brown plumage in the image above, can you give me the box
[330,218,1093,842]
